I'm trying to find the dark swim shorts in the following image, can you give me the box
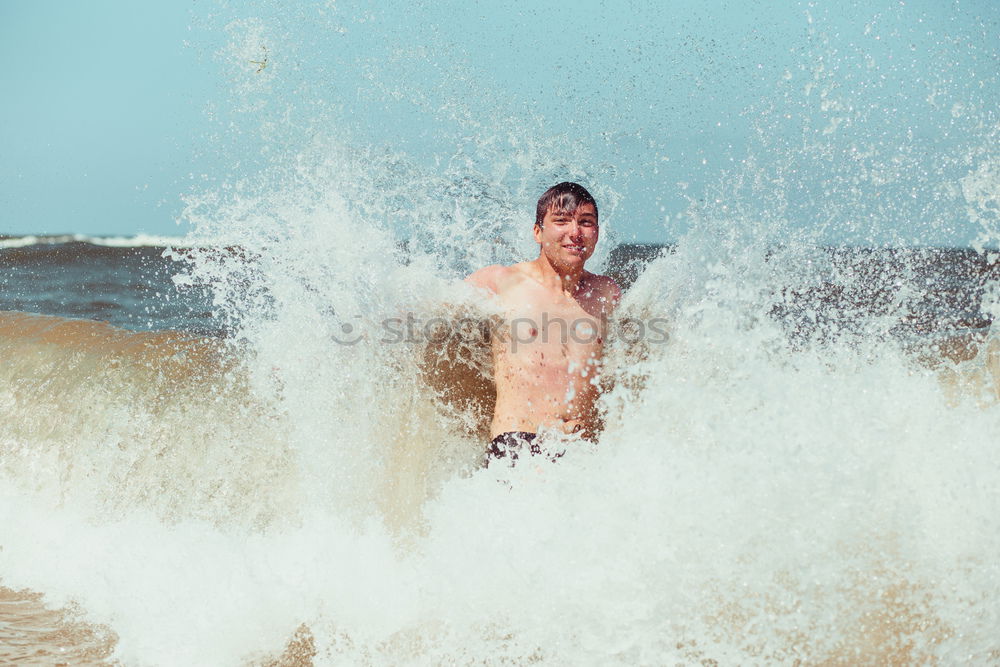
[485,431,564,467]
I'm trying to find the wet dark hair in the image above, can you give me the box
[535,182,598,227]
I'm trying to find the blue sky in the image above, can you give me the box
[1,1,220,237]
[2,1,998,244]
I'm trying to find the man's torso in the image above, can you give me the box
[487,263,616,439]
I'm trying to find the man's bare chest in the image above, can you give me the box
[493,291,605,348]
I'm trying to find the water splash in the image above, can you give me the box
[3,1,1000,663]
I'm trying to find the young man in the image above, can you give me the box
[466,182,621,465]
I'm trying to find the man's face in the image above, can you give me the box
[534,203,599,268]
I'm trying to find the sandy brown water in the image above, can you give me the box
[0,587,319,666]
[0,587,115,665]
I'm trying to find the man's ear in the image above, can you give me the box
[533,223,542,243]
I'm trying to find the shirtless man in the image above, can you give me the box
[466,182,621,465]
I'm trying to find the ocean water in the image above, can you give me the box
[4,2,1000,665]
[0,236,218,334]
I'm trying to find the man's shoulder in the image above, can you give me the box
[465,263,530,294]
[583,271,623,305]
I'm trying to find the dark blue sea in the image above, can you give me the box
[0,236,216,334]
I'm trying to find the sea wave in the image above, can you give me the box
[0,233,197,249]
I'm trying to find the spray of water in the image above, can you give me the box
[3,2,1000,663]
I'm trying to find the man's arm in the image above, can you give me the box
[411,266,505,440]
[606,277,623,311]
[591,273,623,316]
